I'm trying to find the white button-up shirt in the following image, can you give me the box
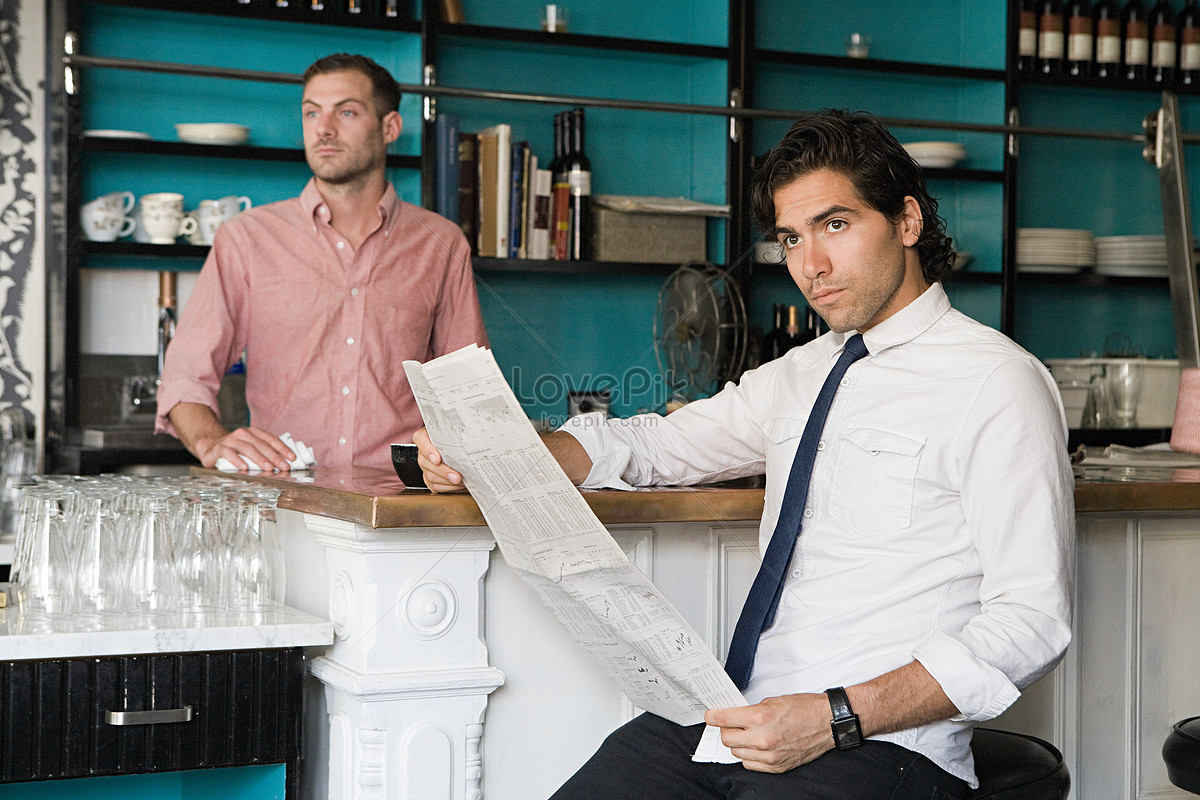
[561,284,1075,786]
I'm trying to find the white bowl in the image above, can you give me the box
[912,154,965,168]
[903,140,966,154]
[903,141,966,169]
[175,123,250,145]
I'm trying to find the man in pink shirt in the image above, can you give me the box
[156,53,488,472]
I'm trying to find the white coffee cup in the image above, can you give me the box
[215,195,252,219]
[81,191,136,242]
[192,200,228,245]
[182,211,205,245]
[139,192,198,244]
[131,202,152,243]
[86,190,135,216]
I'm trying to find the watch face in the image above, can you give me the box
[831,716,863,749]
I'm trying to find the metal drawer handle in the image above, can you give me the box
[105,706,194,726]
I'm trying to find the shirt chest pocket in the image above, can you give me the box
[828,425,925,536]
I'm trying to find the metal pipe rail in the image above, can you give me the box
[64,51,1169,146]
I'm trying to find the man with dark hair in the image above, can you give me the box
[158,53,486,471]
[416,109,1074,798]
[302,52,403,116]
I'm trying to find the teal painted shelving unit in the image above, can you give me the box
[52,0,1200,464]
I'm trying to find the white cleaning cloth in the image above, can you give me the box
[215,432,317,472]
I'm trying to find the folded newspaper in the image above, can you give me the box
[403,344,745,762]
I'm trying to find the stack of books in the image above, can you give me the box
[435,115,552,260]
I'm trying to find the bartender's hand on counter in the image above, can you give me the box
[198,427,297,472]
[414,427,466,492]
[169,401,296,471]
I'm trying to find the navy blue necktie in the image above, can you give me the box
[724,333,869,690]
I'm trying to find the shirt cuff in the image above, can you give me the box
[913,631,1022,722]
[557,412,637,490]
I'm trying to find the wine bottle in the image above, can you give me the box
[1181,0,1200,85]
[551,112,571,261]
[803,306,823,344]
[1038,0,1067,74]
[567,107,592,261]
[1067,0,1094,76]
[761,304,788,363]
[761,305,805,361]
[1094,0,1123,78]
[1019,0,1039,70]
[1150,0,1177,84]
[1124,0,1150,81]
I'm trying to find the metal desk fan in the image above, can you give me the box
[653,261,748,404]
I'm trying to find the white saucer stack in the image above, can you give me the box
[1016,228,1095,274]
[1094,235,1168,277]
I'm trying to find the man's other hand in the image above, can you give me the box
[705,693,833,773]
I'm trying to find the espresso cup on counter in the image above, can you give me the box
[139,192,197,244]
[80,191,136,241]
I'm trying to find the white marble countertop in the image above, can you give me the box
[0,588,333,661]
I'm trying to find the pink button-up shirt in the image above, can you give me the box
[156,180,488,470]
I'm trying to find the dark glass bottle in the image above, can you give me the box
[804,306,823,343]
[761,305,805,361]
[1094,0,1123,77]
[1019,0,1039,70]
[1150,0,1177,83]
[567,107,592,261]
[1123,0,1150,81]
[1038,0,1066,73]
[1181,0,1200,85]
[1067,0,1094,75]
[761,304,787,363]
[551,113,571,261]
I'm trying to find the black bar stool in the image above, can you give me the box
[969,728,1070,799]
[1164,716,1200,794]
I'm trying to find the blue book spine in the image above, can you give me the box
[509,141,528,258]
[435,113,460,221]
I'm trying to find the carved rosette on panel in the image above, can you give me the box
[399,577,459,640]
[329,570,355,641]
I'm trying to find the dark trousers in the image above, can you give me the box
[549,713,969,800]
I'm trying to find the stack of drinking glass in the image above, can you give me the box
[7,474,285,619]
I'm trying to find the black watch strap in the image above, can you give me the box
[825,686,863,750]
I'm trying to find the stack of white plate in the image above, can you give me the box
[1016,228,1095,273]
[902,141,966,169]
[1094,235,1168,277]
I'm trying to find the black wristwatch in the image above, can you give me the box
[825,686,864,750]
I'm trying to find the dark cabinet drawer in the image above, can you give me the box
[0,648,305,791]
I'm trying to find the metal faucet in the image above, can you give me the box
[156,271,177,383]
[130,272,177,415]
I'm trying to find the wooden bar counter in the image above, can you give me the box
[216,465,1200,800]
[218,461,1200,525]
[213,466,768,529]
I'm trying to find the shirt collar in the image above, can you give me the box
[300,178,402,232]
[830,282,951,358]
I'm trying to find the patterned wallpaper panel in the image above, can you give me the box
[0,0,41,435]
